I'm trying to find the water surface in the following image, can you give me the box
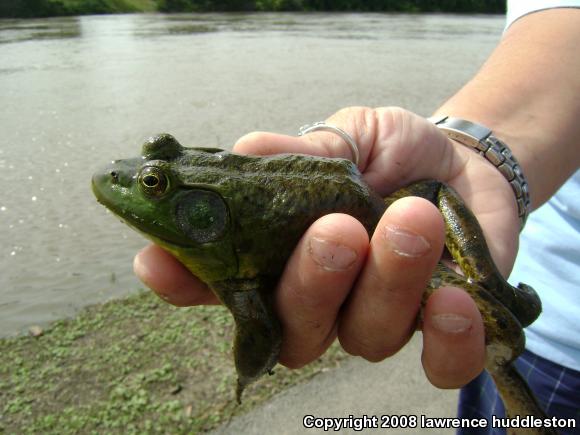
[0,13,504,336]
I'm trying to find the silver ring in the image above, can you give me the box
[298,121,360,166]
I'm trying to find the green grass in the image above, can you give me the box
[0,290,347,434]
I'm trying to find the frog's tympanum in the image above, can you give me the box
[92,134,552,434]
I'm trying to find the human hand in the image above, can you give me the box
[134,107,521,389]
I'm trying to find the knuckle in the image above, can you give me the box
[422,355,482,389]
[376,106,412,131]
[334,106,371,119]
[338,333,400,362]
[280,326,336,370]
[364,268,422,305]
[279,275,308,302]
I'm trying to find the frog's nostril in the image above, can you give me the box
[110,170,119,181]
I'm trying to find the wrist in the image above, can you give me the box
[429,116,530,230]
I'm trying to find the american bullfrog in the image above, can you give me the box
[92,134,552,434]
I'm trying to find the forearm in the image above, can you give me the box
[434,8,580,209]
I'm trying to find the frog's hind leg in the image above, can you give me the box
[489,364,556,434]
[433,182,542,328]
[391,180,541,327]
[427,265,554,432]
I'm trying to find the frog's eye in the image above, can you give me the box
[174,189,228,244]
[138,166,169,197]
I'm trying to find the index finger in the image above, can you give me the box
[234,131,346,159]
[133,244,219,306]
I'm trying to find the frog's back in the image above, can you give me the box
[175,150,386,278]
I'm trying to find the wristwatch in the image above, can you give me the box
[429,116,531,230]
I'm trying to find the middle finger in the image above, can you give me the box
[338,196,445,361]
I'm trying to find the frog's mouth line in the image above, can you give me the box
[111,207,191,249]
[93,181,205,252]
[92,178,169,244]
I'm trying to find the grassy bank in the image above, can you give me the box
[0,290,347,434]
[1,0,504,19]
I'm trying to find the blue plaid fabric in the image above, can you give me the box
[457,349,580,435]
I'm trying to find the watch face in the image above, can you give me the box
[431,117,530,229]
[443,118,492,142]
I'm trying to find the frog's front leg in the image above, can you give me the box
[210,277,281,403]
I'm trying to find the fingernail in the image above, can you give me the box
[309,237,357,271]
[384,224,431,257]
[431,314,473,334]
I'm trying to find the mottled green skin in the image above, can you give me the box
[92,134,551,432]
[92,134,385,397]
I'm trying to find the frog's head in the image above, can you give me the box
[92,134,237,282]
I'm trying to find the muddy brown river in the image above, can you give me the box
[0,12,504,335]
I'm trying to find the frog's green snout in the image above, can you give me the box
[92,158,140,205]
[91,169,114,204]
[92,168,116,192]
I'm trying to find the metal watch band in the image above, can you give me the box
[429,116,531,230]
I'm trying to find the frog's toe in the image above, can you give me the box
[514,282,542,327]
[236,379,245,404]
[233,316,281,399]
[234,336,279,403]
[236,358,277,402]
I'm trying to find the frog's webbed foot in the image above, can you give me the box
[211,278,281,404]
[514,282,542,326]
